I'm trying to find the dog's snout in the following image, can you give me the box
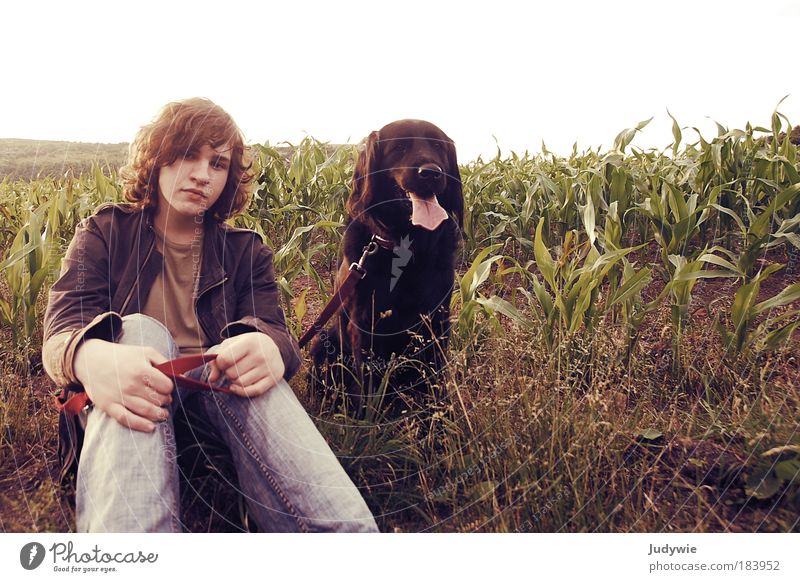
[417,164,444,180]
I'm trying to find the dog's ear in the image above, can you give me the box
[347,130,381,220]
[441,136,464,230]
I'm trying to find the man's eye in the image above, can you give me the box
[213,159,229,170]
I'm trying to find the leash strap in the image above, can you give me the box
[154,353,231,394]
[55,353,228,416]
[298,235,393,349]
[298,266,363,349]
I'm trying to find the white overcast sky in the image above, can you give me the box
[1,0,798,161]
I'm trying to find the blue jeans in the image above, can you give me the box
[76,313,378,532]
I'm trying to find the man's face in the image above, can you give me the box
[157,142,231,220]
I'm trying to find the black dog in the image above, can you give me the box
[310,119,464,414]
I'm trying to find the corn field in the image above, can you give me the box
[1,111,799,532]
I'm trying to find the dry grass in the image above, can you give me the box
[5,262,797,533]
[321,306,799,532]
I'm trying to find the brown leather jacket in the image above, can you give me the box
[43,202,301,389]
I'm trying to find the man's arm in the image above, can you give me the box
[42,218,123,389]
[43,215,174,430]
[219,234,301,381]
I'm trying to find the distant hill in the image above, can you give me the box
[0,138,129,180]
[0,138,351,182]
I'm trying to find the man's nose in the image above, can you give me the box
[190,160,210,183]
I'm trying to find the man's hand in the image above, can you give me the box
[73,339,174,432]
[207,332,285,398]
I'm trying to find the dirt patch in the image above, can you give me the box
[628,435,799,532]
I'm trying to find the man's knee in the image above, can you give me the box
[82,405,177,463]
[119,313,178,359]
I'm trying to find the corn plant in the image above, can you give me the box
[705,183,800,283]
[631,176,719,273]
[452,243,508,351]
[248,138,354,257]
[667,255,711,374]
[524,218,648,354]
[715,265,800,360]
[0,202,54,363]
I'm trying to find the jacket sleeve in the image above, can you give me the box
[220,235,301,381]
[42,218,122,389]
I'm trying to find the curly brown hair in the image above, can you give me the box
[121,97,254,222]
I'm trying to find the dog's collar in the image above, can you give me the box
[371,234,396,250]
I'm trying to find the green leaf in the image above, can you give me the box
[613,118,653,153]
[774,459,800,482]
[469,255,503,299]
[666,183,690,223]
[731,281,759,332]
[529,275,555,318]
[715,314,734,351]
[635,428,663,441]
[745,467,781,500]
[579,243,647,274]
[759,317,799,351]
[533,218,557,290]
[459,244,503,303]
[751,182,800,237]
[754,282,800,315]
[0,240,36,271]
[569,280,597,333]
[0,296,11,326]
[672,269,738,282]
[609,267,652,307]
[667,109,682,156]
[475,295,532,329]
[293,288,308,323]
[697,252,740,275]
[580,200,596,246]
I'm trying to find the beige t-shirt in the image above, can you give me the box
[142,225,211,355]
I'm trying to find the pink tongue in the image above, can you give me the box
[408,193,449,230]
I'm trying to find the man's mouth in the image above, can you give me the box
[183,188,207,198]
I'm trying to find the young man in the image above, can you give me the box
[42,97,378,533]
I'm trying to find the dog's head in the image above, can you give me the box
[348,119,463,237]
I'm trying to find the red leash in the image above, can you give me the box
[55,353,229,416]
[297,235,393,349]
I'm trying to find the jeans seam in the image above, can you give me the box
[214,395,311,533]
[161,420,182,532]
